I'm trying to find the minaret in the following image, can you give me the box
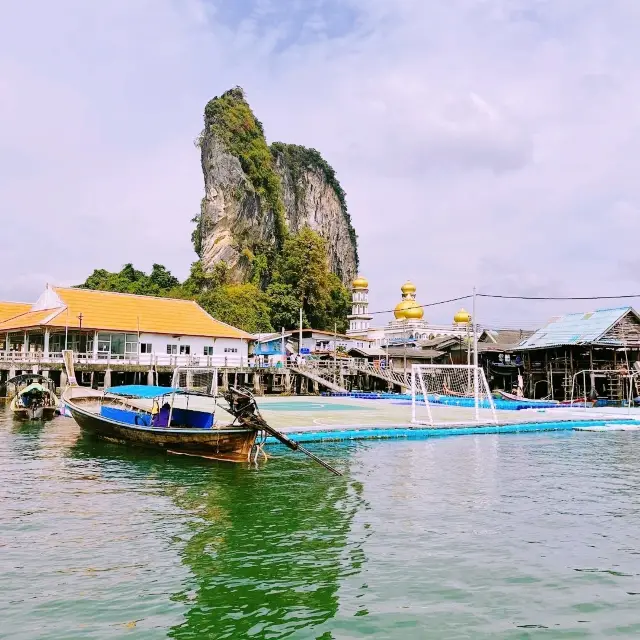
[347,275,373,336]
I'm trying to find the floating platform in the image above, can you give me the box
[255,397,640,445]
[323,391,560,410]
[573,423,640,432]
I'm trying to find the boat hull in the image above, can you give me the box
[12,406,57,421]
[67,403,257,458]
[495,390,559,404]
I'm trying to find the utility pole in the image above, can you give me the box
[299,308,303,361]
[403,317,408,384]
[65,307,69,351]
[281,326,285,366]
[473,286,479,419]
[333,322,337,384]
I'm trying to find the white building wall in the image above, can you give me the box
[300,334,371,353]
[137,333,248,365]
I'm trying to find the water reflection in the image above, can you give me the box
[66,429,363,639]
[9,409,640,638]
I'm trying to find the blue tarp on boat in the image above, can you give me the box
[105,385,182,399]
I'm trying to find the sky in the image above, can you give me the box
[2,0,640,328]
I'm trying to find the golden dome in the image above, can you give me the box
[404,302,424,320]
[394,300,424,320]
[401,280,417,295]
[454,308,471,324]
[352,275,369,289]
[394,300,412,319]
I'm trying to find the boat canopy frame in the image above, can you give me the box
[3,374,57,395]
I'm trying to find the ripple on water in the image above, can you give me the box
[3,411,640,638]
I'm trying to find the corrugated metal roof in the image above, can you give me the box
[519,306,633,349]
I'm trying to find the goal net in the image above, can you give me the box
[570,369,639,408]
[411,364,497,425]
[172,367,218,396]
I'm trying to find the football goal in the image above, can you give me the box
[172,367,218,396]
[569,369,639,409]
[411,364,497,426]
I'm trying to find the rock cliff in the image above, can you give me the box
[196,87,358,285]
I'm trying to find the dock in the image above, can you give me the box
[0,352,406,396]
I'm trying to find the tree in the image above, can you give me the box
[272,227,351,330]
[326,273,351,333]
[75,228,352,333]
[198,284,273,333]
[78,263,180,297]
[150,264,180,291]
[266,282,302,330]
[181,260,230,297]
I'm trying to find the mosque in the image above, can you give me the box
[346,275,472,346]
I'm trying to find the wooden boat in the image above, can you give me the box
[558,397,595,407]
[60,351,341,473]
[8,375,59,420]
[63,383,258,461]
[495,390,559,404]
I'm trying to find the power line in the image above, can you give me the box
[367,294,472,316]
[478,293,640,301]
[365,291,640,316]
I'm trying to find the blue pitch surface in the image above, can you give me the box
[323,391,559,410]
[257,401,362,412]
[264,419,640,444]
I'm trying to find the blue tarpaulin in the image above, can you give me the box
[105,385,182,399]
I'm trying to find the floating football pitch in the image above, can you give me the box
[255,396,640,434]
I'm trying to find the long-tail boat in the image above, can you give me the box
[8,374,59,420]
[63,383,258,461]
[60,351,341,474]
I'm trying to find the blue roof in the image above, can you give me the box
[105,385,182,399]
[519,306,634,349]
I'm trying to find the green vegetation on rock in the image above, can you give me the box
[203,87,288,247]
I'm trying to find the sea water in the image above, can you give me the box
[2,408,640,639]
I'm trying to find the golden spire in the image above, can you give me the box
[394,281,424,319]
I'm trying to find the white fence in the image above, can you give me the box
[0,350,247,368]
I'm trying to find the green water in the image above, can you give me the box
[3,410,640,639]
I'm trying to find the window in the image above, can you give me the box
[180,345,191,355]
[97,332,125,357]
[125,333,138,354]
[167,344,177,355]
[223,347,238,353]
[203,346,214,356]
[140,343,152,354]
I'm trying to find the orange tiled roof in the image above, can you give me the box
[0,288,251,339]
[0,308,63,330]
[0,301,32,323]
[49,287,250,339]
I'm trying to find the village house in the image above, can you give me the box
[0,284,251,388]
[517,306,640,401]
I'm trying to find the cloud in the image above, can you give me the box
[2,0,640,327]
